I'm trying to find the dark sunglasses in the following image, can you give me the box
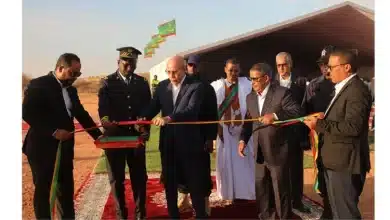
[187,63,196,67]
[70,71,82,78]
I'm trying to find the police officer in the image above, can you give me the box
[301,45,336,220]
[98,46,151,220]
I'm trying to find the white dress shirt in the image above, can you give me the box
[172,75,186,105]
[324,73,357,115]
[53,73,72,117]
[257,83,270,115]
[118,71,132,82]
[257,83,279,120]
[279,73,292,88]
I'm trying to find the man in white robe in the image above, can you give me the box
[211,58,256,203]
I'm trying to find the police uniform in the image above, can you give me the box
[98,47,151,220]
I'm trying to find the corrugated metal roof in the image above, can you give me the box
[178,1,374,58]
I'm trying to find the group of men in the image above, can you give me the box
[22,44,372,220]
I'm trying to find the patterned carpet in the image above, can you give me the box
[74,173,324,219]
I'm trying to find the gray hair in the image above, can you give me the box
[276,52,293,68]
[250,62,273,78]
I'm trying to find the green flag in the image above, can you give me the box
[158,19,176,37]
[152,34,166,44]
[144,47,155,56]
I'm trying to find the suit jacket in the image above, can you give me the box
[274,73,306,105]
[187,74,218,142]
[240,84,301,166]
[98,72,151,138]
[22,72,102,162]
[274,73,307,148]
[315,75,372,174]
[143,76,205,155]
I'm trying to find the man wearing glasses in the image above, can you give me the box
[98,47,151,220]
[301,46,336,219]
[22,53,102,219]
[239,62,301,219]
[303,48,371,219]
[274,52,309,213]
[211,58,256,204]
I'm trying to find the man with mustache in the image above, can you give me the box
[239,62,301,219]
[98,46,151,220]
[211,58,255,204]
[22,53,102,219]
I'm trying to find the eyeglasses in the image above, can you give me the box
[327,63,349,71]
[276,63,288,68]
[187,63,196,68]
[250,75,266,82]
[70,71,82,78]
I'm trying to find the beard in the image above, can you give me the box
[60,78,76,88]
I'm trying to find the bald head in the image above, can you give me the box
[166,56,186,85]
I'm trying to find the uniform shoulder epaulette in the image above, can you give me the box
[134,73,148,82]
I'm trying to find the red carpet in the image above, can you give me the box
[101,178,302,219]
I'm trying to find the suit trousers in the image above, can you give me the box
[324,169,366,219]
[177,151,213,196]
[161,150,210,219]
[105,146,147,219]
[255,163,292,220]
[27,145,75,220]
[288,142,304,207]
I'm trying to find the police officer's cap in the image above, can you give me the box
[117,46,142,59]
[317,45,335,64]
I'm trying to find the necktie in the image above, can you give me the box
[125,75,131,85]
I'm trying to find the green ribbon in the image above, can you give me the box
[217,84,239,119]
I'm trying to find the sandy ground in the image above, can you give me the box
[22,93,375,220]
[22,94,102,220]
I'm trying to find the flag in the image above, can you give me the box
[144,47,155,55]
[152,34,166,44]
[158,19,176,37]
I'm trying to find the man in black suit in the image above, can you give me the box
[274,52,309,213]
[22,53,102,219]
[304,48,372,219]
[98,47,151,220]
[174,54,218,213]
[239,63,301,219]
[143,56,209,218]
[301,45,336,219]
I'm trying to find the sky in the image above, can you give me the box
[23,0,374,77]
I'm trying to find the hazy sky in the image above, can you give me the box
[23,0,374,77]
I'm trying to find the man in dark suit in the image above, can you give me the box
[239,63,301,219]
[173,54,218,213]
[274,52,309,213]
[22,53,102,219]
[301,45,336,219]
[304,48,372,219]
[143,56,209,218]
[98,47,151,220]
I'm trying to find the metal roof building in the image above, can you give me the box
[178,1,374,82]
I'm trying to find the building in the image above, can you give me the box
[177,1,374,83]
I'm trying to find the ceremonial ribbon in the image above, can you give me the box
[48,112,322,218]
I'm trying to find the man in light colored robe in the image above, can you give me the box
[211,58,256,203]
